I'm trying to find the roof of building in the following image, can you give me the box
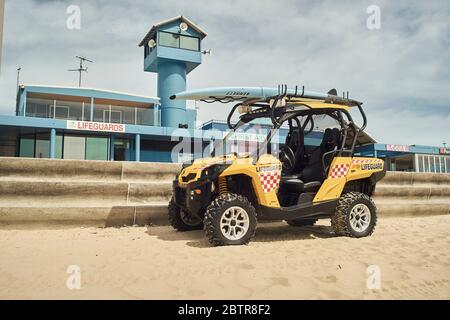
[139,15,208,47]
[21,84,160,104]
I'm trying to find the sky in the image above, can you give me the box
[0,0,449,146]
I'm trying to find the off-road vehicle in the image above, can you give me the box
[168,85,386,246]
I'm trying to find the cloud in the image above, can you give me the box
[0,0,449,146]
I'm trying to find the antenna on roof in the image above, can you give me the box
[16,67,22,91]
[68,56,94,87]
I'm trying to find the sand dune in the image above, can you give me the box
[0,215,449,299]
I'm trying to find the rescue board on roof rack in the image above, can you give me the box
[170,86,362,106]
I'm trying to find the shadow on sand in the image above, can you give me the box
[145,222,336,249]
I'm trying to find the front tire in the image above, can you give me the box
[168,197,203,231]
[204,194,257,246]
[331,192,377,238]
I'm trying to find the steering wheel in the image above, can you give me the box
[303,115,315,135]
[279,145,296,172]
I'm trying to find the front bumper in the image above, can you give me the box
[173,180,188,208]
[172,180,212,218]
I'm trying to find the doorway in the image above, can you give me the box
[114,139,130,161]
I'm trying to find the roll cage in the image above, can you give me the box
[221,84,368,175]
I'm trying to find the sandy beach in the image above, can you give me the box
[0,215,449,300]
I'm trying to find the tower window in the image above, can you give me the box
[159,31,179,48]
[180,36,199,51]
[158,31,200,51]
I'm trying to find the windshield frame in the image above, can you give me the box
[213,103,353,160]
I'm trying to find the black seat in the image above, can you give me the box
[280,176,322,193]
[301,128,341,183]
[303,181,322,192]
[283,126,306,175]
[280,175,304,193]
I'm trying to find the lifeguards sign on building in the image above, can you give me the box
[66,120,126,133]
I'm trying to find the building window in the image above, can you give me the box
[53,106,69,119]
[55,135,63,159]
[440,156,446,173]
[19,135,35,158]
[26,98,52,118]
[121,108,135,125]
[418,155,424,172]
[35,133,50,158]
[86,137,109,161]
[446,157,450,173]
[110,110,122,123]
[63,135,86,160]
[158,31,200,51]
[429,156,435,173]
[136,107,154,125]
[435,157,441,173]
[53,101,84,121]
[26,97,89,121]
[93,104,110,123]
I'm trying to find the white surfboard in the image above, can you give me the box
[170,86,333,102]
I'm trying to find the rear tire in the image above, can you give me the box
[285,219,318,227]
[331,192,377,238]
[204,193,257,246]
[168,197,203,231]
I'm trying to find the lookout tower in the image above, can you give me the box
[139,16,207,128]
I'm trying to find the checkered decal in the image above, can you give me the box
[352,159,382,164]
[259,171,281,193]
[329,164,350,179]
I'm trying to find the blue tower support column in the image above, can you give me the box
[157,61,187,128]
[110,135,115,161]
[50,128,56,159]
[135,134,141,162]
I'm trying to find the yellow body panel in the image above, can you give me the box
[177,154,240,186]
[221,154,281,207]
[178,153,282,208]
[313,157,385,202]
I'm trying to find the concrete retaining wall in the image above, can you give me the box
[0,157,180,182]
[0,158,180,227]
[373,171,450,217]
[0,157,448,227]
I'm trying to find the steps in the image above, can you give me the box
[0,180,172,206]
[0,157,448,227]
[373,172,450,217]
[0,157,179,227]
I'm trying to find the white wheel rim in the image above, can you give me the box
[220,206,250,241]
[349,203,371,233]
